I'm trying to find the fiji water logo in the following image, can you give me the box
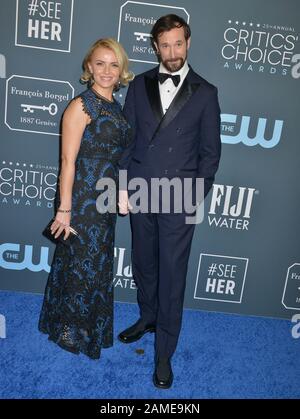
[0,243,50,272]
[208,184,257,230]
[221,114,283,148]
[114,247,136,290]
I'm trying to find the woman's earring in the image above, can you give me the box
[115,80,121,91]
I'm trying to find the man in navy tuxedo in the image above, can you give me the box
[118,14,221,389]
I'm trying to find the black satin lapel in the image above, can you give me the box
[145,76,163,123]
[159,80,200,131]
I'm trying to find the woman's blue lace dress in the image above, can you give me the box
[38,88,131,359]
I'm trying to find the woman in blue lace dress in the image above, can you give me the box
[38,39,133,359]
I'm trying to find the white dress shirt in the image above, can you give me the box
[158,60,189,114]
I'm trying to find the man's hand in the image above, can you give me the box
[118,190,132,215]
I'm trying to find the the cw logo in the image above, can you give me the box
[221,114,283,148]
[0,243,50,273]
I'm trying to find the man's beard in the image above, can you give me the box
[162,56,185,73]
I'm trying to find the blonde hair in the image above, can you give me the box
[81,38,134,88]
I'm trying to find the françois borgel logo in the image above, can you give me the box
[194,253,248,303]
[221,113,283,149]
[221,19,300,78]
[118,1,189,64]
[15,0,74,52]
[0,160,58,209]
[282,263,300,311]
[5,75,74,135]
[208,184,257,231]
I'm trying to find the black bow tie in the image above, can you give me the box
[158,72,181,87]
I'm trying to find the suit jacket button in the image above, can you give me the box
[164,169,168,174]
[176,128,181,133]
[168,147,173,152]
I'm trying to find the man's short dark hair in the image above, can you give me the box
[151,14,191,45]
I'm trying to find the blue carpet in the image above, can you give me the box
[0,290,299,399]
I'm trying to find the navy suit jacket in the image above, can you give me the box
[119,65,221,199]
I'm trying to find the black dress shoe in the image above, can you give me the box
[153,357,173,389]
[57,339,80,355]
[118,319,155,344]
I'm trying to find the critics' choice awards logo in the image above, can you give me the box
[0,161,58,209]
[15,0,74,52]
[194,254,248,303]
[282,263,300,311]
[221,113,283,149]
[5,75,74,135]
[118,1,189,64]
[208,184,257,231]
[221,20,300,78]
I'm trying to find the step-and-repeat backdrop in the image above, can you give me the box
[0,0,299,319]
